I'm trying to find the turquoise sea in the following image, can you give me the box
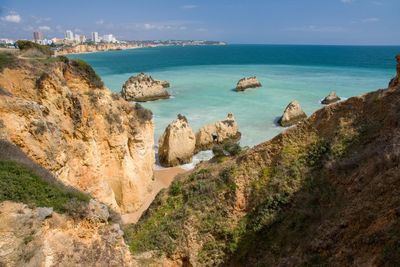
[70,45,399,162]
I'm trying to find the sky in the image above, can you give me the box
[0,0,398,45]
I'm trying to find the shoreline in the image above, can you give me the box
[121,166,187,225]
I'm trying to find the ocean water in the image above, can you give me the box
[69,45,398,163]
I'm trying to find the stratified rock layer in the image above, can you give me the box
[235,77,262,91]
[0,59,155,213]
[278,100,307,127]
[158,114,196,167]
[321,91,341,105]
[195,113,241,152]
[121,73,170,102]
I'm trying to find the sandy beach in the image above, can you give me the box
[121,166,187,224]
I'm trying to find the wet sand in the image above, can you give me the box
[121,166,187,224]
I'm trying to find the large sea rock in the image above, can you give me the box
[389,54,400,88]
[121,73,170,102]
[321,91,341,105]
[235,76,262,91]
[195,113,241,152]
[278,100,307,127]
[158,114,196,167]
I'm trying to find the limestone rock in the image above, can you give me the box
[121,73,170,102]
[0,201,133,266]
[195,113,241,152]
[0,60,155,214]
[87,199,110,223]
[389,54,400,88]
[321,91,341,105]
[278,100,307,127]
[158,114,196,167]
[236,76,262,91]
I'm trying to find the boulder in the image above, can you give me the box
[195,113,241,152]
[158,114,196,167]
[321,91,341,105]
[236,76,262,91]
[389,54,400,88]
[121,73,170,102]
[278,100,307,127]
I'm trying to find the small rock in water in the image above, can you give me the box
[235,76,262,91]
[321,91,341,105]
[278,100,307,127]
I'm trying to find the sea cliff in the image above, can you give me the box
[0,55,155,214]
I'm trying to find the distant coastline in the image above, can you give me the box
[56,40,227,56]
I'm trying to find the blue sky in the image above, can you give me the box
[0,0,398,45]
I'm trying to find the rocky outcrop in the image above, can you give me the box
[0,58,155,214]
[389,54,400,87]
[158,114,196,167]
[0,201,133,266]
[235,76,262,91]
[278,100,307,127]
[321,91,341,104]
[121,73,170,102]
[195,113,241,152]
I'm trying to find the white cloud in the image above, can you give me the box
[1,13,21,23]
[96,19,104,25]
[181,5,198,9]
[362,17,380,23]
[38,25,51,31]
[286,25,345,33]
[31,16,51,24]
[142,22,188,31]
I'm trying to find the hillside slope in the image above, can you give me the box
[0,53,155,213]
[126,56,400,266]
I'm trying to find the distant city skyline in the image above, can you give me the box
[0,0,399,45]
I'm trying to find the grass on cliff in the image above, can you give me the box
[70,59,104,88]
[0,52,18,72]
[0,160,89,213]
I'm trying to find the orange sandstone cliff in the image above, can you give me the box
[0,57,155,213]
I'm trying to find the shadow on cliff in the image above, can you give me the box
[0,140,122,222]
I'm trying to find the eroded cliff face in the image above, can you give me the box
[0,58,155,213]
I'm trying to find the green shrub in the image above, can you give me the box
[15,40,53,56]
[70,59,104,88]
[0,160,89,213]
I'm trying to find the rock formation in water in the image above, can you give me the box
[235,76,262,91]
[121,73,170,102]
[278,100,307,127]
[195,113,241,152]
[125,55,400,266]
[158,114,196,167]
[321,91,341,105]
[0,56,155,214]
[389,54,400,88]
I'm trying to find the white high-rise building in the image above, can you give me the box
[91,32,99,43]
[102,34,117,43]
[65,30,74,41]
